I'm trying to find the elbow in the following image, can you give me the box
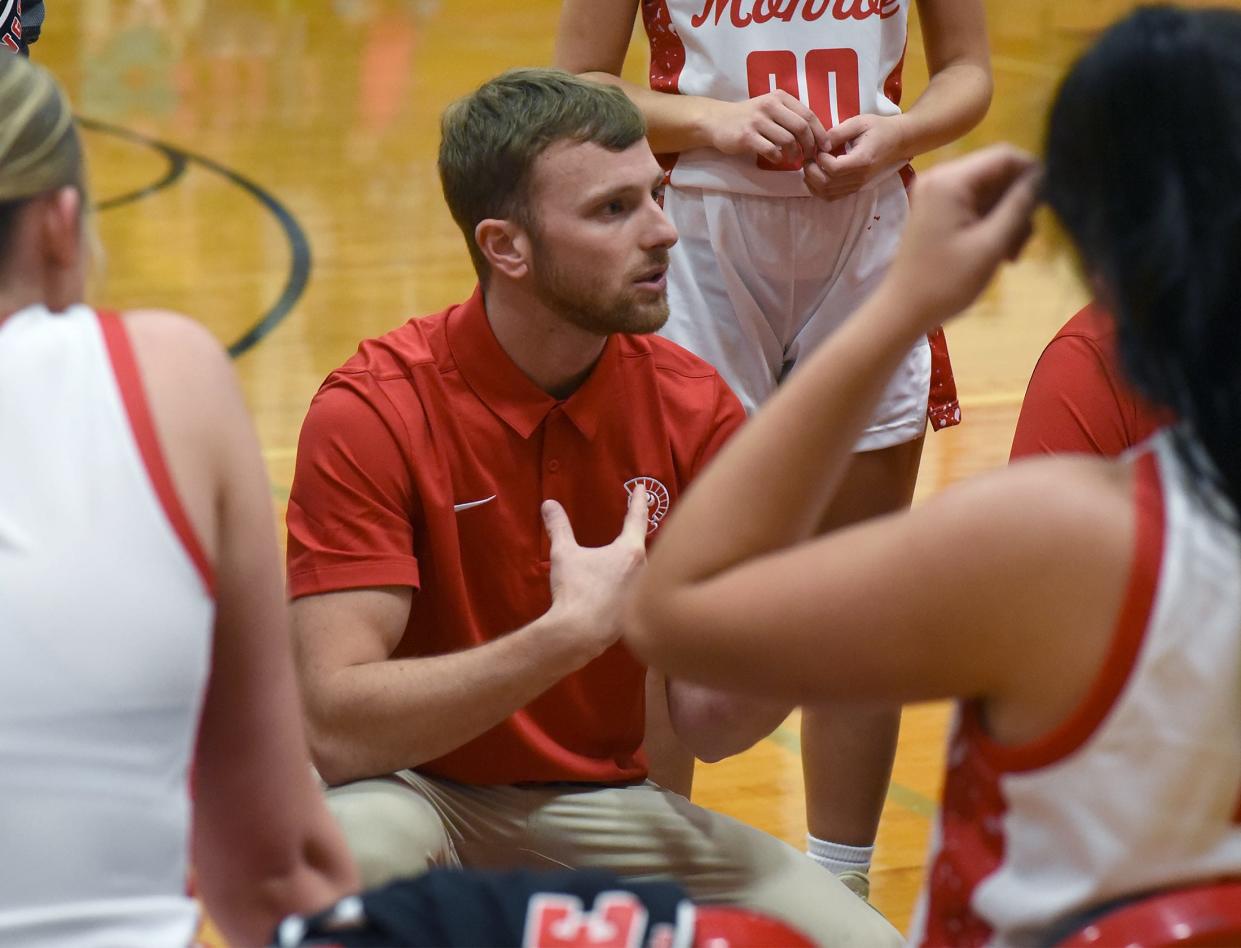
[676,709,765,765]
[687,739,735,766]
[205,848,349,947]
[196,815,354,946]
[668,684,791,764]
[309,749,351,790]
[966,62,995,123]
[304,714,362,788]
[977,71,995,118]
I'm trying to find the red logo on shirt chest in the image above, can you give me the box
[689,0,900,28]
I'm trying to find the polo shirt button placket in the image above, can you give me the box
[541,457,562,563]
[540,414,565,564]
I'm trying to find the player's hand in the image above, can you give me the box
[707,92,829,168]
[804,114,910,200]
[542,486,651,664]
[883,144,1041,328]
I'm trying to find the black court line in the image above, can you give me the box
[75,115,311,359]
[76,116,187,211]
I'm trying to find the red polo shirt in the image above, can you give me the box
[287,287,745,785]
[1011,303,1168,461]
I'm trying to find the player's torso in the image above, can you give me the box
[643,0,911,194]
[914,435,1241,945]
[0,305,209,945]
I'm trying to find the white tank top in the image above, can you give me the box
[910,432,1241,946]
[641,0,911,196]
[0,305,215,947]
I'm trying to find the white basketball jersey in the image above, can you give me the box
[910,433,1241,946]
[641,0,911,195]
[0,305,215,947]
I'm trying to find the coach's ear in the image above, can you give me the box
[475,218,531,281]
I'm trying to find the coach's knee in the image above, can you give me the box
[325,777,450,888]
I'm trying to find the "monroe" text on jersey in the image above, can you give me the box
[690,0,901,28]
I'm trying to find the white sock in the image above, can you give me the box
[806,835,874,877]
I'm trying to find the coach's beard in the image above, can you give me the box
[535,252,671,337]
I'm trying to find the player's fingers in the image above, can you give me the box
[825,116,867,153]
[770,90,829,145]
[803,161,830,193]
[973,165,1042,256]
[753,122,801,165]
[621,485,650,545]
[1005,218,1036,261]
[807,111,830,152]
[542,499,578,550]
[756,117,798,151]
[769,104,819,158]
[746,131,785,164]
[943,144,1040,210]
[817,165,866,190]
[817,148,868,175]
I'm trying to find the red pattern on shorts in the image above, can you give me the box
[927,327,961,431]
[901,164,962,432]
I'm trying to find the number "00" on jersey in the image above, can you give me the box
[746,48,860,171]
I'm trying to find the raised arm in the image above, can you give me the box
[124,311,358,947]
[292,485,653,787]
[554,0,828,165]
[625,149,1134,727]
[809,0,993,198]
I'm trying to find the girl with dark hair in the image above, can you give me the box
[626,7,1241,944]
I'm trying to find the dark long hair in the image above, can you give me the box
[1044,6,1241,518]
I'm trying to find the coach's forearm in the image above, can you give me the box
[307,611,593,785]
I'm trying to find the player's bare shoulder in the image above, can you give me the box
[941,453,1137,567]
[121,308,232,378]
[120,308,248,466]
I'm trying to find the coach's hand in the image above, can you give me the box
[542,486,650,664]
[884,144,1041,328]
[804,114,910,200]
[707,92,828,169]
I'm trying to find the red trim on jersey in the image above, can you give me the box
[900,168,962,431]
[920,711,1006,947]
[643,0,686,93]
[642,0,687,175]
[922,450,1166,944]
[883,40,906,107]
[98,310,217,597]
[969,449,1165,774]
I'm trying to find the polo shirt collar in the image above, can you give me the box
[447,285,624,441]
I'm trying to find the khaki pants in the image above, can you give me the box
[325,772,902,947]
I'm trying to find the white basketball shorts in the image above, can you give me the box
[660,172,956,451]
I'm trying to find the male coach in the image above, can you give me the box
[285,68,898,945]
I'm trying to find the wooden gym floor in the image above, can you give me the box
[35,0,1184,933]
